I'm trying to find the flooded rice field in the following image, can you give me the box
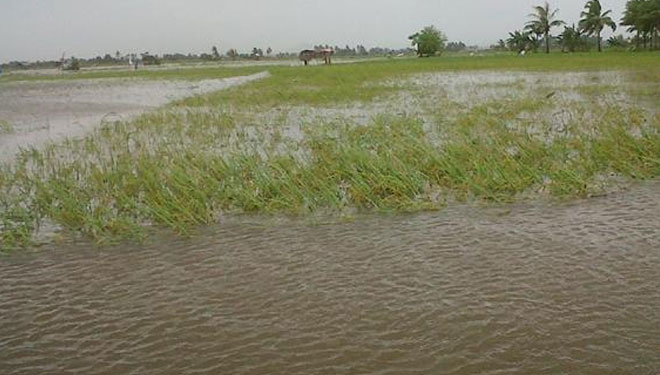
[0,71,268,161]
[2,181,659,375]
[250,70,656,141]
[1,66,659,373]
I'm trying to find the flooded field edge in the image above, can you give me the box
[11,177,657,257]
[1,176,659,375]
[1,66,659,251]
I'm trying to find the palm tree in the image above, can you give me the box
[579,0,617,52]
[526,2,564,53]
[607,34,627,48]
[507,30,534,53]
[622,0,660,50]
[621,0,643,48]
[558,24,587,52]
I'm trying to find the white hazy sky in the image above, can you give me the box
[1,0,628,63]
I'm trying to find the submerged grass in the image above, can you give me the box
[1,52,659,251]
[0,65,265,83]
[0,120,13,133]
[174,52,660,110]
[575,84,618,97]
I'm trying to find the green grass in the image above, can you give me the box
[0,120,13,133]
[1,52,659,251]
[173,52,660,108]
[575,84,618,97]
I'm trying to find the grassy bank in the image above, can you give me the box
[1,52,659,251]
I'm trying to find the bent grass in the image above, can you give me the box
[0,120,13,133]
[1,53,659,251]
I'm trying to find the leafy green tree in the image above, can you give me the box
[579,0,617,52]
[507,30,534,52]
[525,2,564,53]
[446,41,467,52]
[62,57,80,71]
[251,48,263,60]
[226,49,238,60]
[621,0,660,50]
[607,34,629,48]
[408,26,447,57]
[557,24,588,52]
[648,0,660,49]
[622,0,645,48]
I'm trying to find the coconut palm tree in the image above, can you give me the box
[558,24,587,52]
[526,2,564,53]
[507,30,534,53]
[622,0,660,50]
[621,0,642,48]
[579,0,617,52]
[607,34,628,48]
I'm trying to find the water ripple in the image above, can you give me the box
[1,182,659,374]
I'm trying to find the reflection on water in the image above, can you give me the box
[1,182,659,375]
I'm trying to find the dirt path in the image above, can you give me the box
[0,71,269,161]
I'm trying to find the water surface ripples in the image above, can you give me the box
[2,182,659,374]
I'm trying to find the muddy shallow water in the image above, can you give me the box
[0,72,269,161]
[1,181,659,374]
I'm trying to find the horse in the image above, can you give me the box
[299,48,334,66]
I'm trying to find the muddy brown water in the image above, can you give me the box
[1,181,659,374]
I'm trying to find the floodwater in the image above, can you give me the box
[0,72,269,161]
[2,181,659,374]
[252,70,655,142]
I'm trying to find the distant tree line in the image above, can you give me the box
[306,44,414,57]
[0,43,419,72]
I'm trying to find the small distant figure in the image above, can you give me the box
[519,50,527,56]
[128,54,138,70]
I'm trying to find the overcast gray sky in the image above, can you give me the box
[1,0,628,63]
